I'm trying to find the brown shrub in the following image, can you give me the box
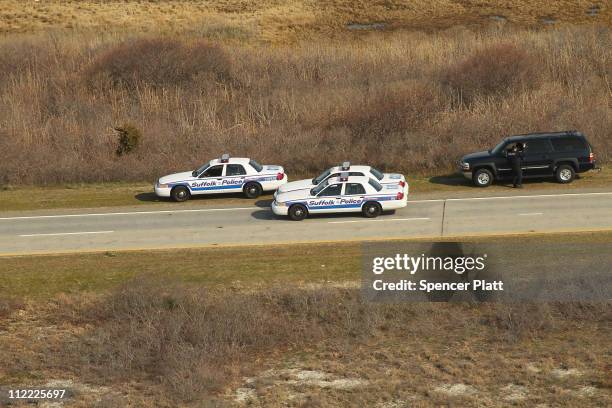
[85,38,232,89]
[62,279,386,401]
[0,28,609,184]
[442,43,542,102]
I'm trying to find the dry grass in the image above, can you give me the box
[0,281,609,406]
[0,1,609,41]
[0,26,610,186]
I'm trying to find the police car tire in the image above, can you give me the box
[555,164,575,184]
[244,182,263,198]
[362,202,382,218]
[288,204,308,221]
[473,168,493,187]
[170,186,190,202]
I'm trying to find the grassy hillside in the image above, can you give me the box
[0,26,610,186]
[0,1,610,41]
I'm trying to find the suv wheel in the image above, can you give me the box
[555,164,575,184]
[473,168,493,187]
[243,182,263,198]
[288,204,308,221]
[362,202,382,218]
[171,186,190,202]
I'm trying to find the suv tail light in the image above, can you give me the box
[276,172,284,180]
[589,152,594,163]
[398,180,406,188]
[396,192,404,200]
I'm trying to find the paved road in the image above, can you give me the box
[1,191,611,255]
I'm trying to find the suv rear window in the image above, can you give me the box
[551,137,586,152]
[524,139,551,154]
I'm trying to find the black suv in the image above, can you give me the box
[459,131,596,187]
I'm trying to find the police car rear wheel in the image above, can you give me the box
[473,168,493,187]
[362,202,381,218]
[244,182,263,198]
[170,186,190,202]
[555,164,575,184]
[289,204,308,221]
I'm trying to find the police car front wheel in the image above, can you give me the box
[362,202,382,218]
[170,186,190,202]
[289,204,308,221]
[244,182,263,198]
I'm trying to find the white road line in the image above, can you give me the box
[519,212,543,216]
[328,217,430,224]
[19,231,114,237]
[0,207,254,221]
[444,191,612,202]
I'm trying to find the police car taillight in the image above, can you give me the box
[589,152,594,163]
[276,172,284,180]
[396,192,404,200]
[398,180,406,188]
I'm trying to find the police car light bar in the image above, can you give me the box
[340,172,349,182]
[341,161,350,171]
[220,154,230,163]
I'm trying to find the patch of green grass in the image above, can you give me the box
[0,243,361,299]
[2,231,611,299]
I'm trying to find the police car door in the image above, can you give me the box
[309,183,343,213]
[224,164,247,192]
[192,164,224,195]
[340,182,366,213]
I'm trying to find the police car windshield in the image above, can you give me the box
[370,167,384,180]
[194,162,211,176]
[368,178,383,192]
[312,169,331,185]
[249,159,263,172]
[311,180,329,196]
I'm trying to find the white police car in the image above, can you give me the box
[155,154,287,202]
[274,162,406,198]
[272,173,408,220]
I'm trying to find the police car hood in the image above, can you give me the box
[276,179,313,193]
[158,171,194,184]
[274,188,312,203]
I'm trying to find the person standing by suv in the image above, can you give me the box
[507,142,525,188]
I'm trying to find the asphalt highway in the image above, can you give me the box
[1,191,611,255]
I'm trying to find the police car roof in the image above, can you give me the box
[327,175,370,184]
[209,157,251,165]
[330,164,371,173]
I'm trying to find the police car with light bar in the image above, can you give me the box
[155,154,287,202]
[271,173,408,221]
[275,162,406,198]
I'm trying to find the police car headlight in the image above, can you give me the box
[460,161,470,170]
[157,182,170,188]
[274,200,286,207]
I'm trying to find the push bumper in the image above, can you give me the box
[154,184,172,198]
[271,200,289,216]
